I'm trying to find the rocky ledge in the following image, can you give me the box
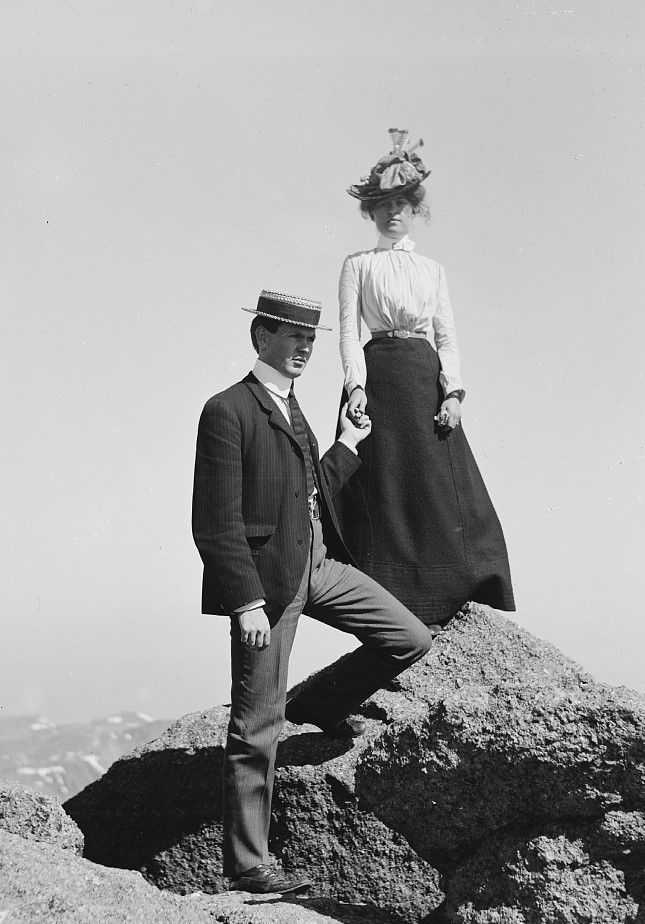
[1,829,388,923]
[60,604,644,923]
[0,778,83,854]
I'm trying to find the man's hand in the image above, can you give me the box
[238,607,271,650]
[436,397,462,430]
[338,401,372,447]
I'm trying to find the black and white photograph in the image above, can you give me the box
[2,2,644,921]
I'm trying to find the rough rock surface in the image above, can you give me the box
[0,829,211,923]
[65,605,645,923]
[0,829,395,923]
[64,707,432,921]
[0,777,84,854]
[441,816,645,923]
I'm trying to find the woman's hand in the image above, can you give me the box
[437,397,462,430]
[339,402,372,447]
[347,387,369,428]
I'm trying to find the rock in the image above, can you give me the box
[66,706,231,892]
[0,829,211,923]
[202,891,401,924]
[441,823,643,923]
[589,810,645,858]
[0,777,83,854]
[64,707,436,921]
[0,828,399,923]
[65,605,645,923]
[353,608,645,868]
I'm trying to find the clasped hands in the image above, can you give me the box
[339,399,372,447]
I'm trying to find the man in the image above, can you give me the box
[192,290,433,894]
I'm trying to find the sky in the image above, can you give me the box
[2,1,643,724]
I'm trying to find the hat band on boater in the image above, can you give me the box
[242,289,332,331]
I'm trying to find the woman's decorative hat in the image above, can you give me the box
[242,290,332,331]
[347,128,430,201]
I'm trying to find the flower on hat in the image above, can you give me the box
[347,129,430,201]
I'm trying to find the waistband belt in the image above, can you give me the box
[371,329,427,340]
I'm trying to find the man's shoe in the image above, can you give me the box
[285,700,366,738]
[229,863,313,894]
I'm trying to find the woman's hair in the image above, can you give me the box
[250,315,282,352]
[359,185,430,222]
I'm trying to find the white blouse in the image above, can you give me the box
[338,234,463,397]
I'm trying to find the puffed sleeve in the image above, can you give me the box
[432,264,464,396]
[339,254,367,394]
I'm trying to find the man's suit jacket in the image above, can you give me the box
[192,372,361,617]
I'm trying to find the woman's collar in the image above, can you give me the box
[376,233,416,252]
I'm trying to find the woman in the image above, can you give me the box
[335,129,515,625]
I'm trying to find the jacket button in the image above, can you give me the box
[295,490,299,497]
[297,538,303,545]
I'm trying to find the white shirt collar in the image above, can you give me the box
[376,233,416,252]
[252,358,293,399]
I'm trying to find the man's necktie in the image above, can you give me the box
[288,388,316,497]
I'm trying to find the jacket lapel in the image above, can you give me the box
[244,373,336,518]
[243,373,301,452]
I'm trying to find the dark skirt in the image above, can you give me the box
[335,337,515,623]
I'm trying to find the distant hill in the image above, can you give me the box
[0,712,171,800]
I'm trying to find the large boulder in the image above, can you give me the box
[0,777,83,854]
[64,707,433,921]
[65,605,645,923]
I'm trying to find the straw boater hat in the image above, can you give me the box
[243,290,332,331]
[347,128,431,201]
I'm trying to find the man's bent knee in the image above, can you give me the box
[387,607,434,664]
[407,624,434,662]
